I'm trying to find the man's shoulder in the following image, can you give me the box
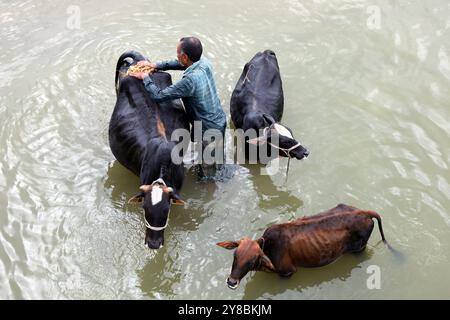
[200,56,214,69]
[183,57,215,84]
[187,61,212,78]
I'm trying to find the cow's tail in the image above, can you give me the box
[364,210,405,261]
[364,210,386,243]
[115,50,148,96]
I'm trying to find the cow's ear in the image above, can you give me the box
[171,198,185,206]
[260,253,276,272]
[247,136,267,145]
[128,192,145,205]
[170,192,185,206]
[140,185,152,193]
[216,240,240,250]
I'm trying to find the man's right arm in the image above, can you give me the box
[155,59,186,71]
[142,74,194,102]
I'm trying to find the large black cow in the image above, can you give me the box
[109,50,190,249]
[230,50,309,162]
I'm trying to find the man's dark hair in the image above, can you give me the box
[179,37,203,62]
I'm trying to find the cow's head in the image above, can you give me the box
[247,49,281,80]
[128,178,185,249]
[217,237,275,289]
[248,114,310,160]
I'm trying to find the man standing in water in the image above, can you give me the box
[129,36,227,179]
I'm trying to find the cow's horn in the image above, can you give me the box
[140,185,152,193]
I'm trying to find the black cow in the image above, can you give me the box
[109,50,190,249]
[230,50,309,162]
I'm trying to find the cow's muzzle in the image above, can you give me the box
[292,148,309,160]
[300,149,310,159]
[146,238,164,250]
[227,277,240,290]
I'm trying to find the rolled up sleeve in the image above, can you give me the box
[143,75,195,102]
[155,59,186,71]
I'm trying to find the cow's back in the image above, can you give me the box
[109,71,189,177]
[263,209,375,268]
[230,50,284,129]
[109,77,145,173]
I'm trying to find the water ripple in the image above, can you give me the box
[1,0,450,299]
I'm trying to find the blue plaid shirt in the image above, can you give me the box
[142,57,226,134]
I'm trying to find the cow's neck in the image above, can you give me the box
[140,140,182,191]
[158,161,183,193]
[159,165,172,187]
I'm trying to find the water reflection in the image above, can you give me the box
[244,163,304,212]
[137,247,182,299]
[1,0,450,300]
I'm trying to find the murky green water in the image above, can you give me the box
[1,0,450,299]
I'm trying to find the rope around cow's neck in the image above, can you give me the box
[269,141,301,183]
[262,126,302,183]
[144,212,170,231]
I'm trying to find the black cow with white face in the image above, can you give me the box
[230,50,309,162]
[109,50,189,249]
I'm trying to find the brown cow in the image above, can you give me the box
[217,204,387,289]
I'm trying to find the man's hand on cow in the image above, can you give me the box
[137,60,157,69]
[129,71,150,80]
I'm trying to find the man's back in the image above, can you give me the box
[182,57,226,133]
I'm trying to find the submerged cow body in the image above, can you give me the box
[217,204,387,289]
[230,50,309,162]
[109,50,190,249]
